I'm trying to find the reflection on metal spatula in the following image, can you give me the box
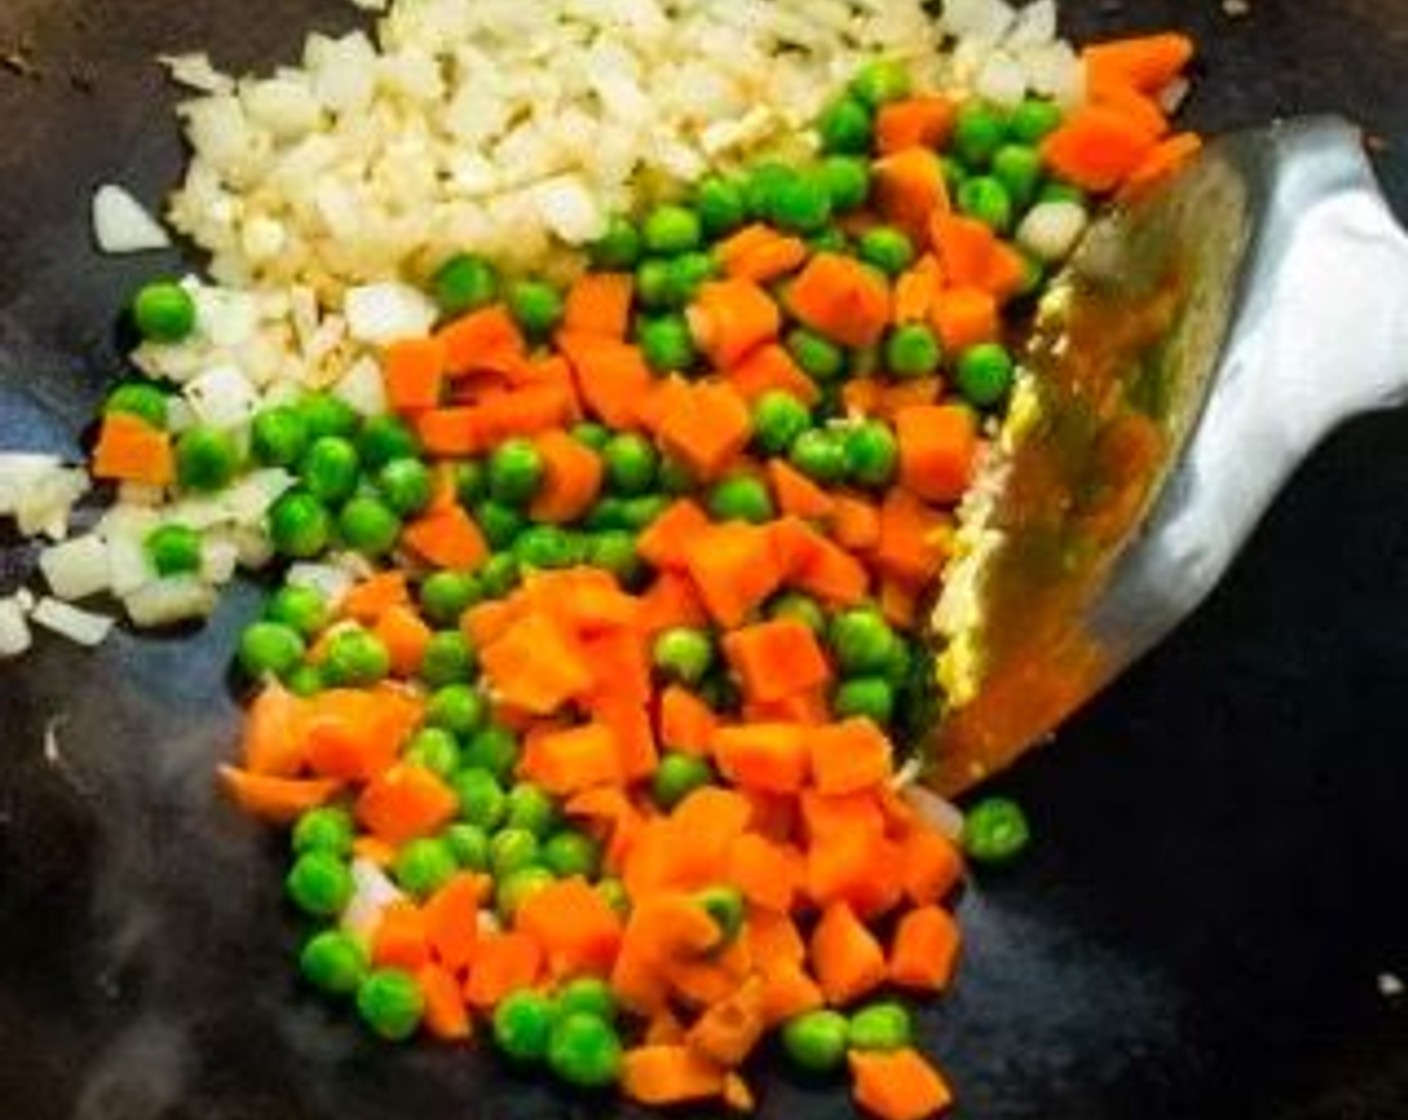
[928,117,1408,795]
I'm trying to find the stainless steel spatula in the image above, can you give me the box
[928,117,1408,794]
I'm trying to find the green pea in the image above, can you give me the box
[404,727,461,777]
[297,392,360,441]
[589,215,643,271]
[653,627,714,686]
[420,630,475,688]
[940,154,968,196]
[781,1009,849,1072]
[323,626,390,686]
[356,968,424,1042]
[957,175,1014,234]
[789,428,848,484]
[285,850,353,917]
[961,796,1031,864]
[785,327,847,382]
[497,865,557,921]
[665,251,716,303]
[587,530,643,586]
[488,438,545,507]
[952,101,1009,169]
[555,977,617,1024]
[706,473,774,525]
[830,608,899,675]
[808,227,851,255]
[265,583,328,638]
[507,279,564,338]
[744,161,795,220]
[547,1012,623,1089]
[238,620,306,680]
[635,257,674,310]
[844,420,899,489]
[833,676,895,725]
[697,673,741,715]
[694,885,744,944]
[392,836,458,899]
[1008,97,1064,144]
[651,752,716,811]
[992,143,1044,208]
[510,524,576,571]
[444,822,490,871]
[462,725,519,782]
[848,1000,914,1052]
[636,313,696,373]
[132,280,196,343]
[300,436,361,505]
[850,58,912,108]
[751,390,812,457]
[596,877,630,917]
[505,783,559,838]
[571,422,612,451]
[541,829,601,879]
[821,155,872,212]
[858,225,916,277]
[338,495,401,557]
[419,570,482,626]
[176,425,240,493]
[884,323,942,379]
[268,491,332,559]
[767,168,833,234]
[479,552,521,598]
[104,381,169,429]
[956,342,1015,408]
[432,252,499,316]
[643,203,703,255]
[473,499,525,551]
[696,175,748,239]
[492,989,556,1062]
[454,459,488,506]
[818,95,874,155]
[489,828,540,878]
[144,523,202,576]
[426,684,487,736]
[285,662,325,697]
[375,457,432,518]
[768,591,827,635]
[453,768,507,830]
[291,805,355,857]
[620,494,671,531]
[1038,180,1088,207]
[357,414,421,471]
[299,929,368,996]
[882,636,914,687]
[656,456,695,497]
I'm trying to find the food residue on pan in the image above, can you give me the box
[0,1,1201,1116]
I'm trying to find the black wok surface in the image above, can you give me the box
[1,2,1406,1117]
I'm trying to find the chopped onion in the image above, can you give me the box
[225,468,295,525]
[975,50,1027,108]
[15,466,89,541]
[530,174,606,245]
[285,562,353,609]
[0,454,63,516]
[39,535,111,601]
[900,782,967,842]
[332,356,387,418]
[201,533,242,584]
[123,576,219,627]
[341,857,404,938]
[943,0,1017,42]
[31,598,115,647]
[0,597,32,658]
[343,282,438,344]
[184,363,260,428]
[92,185,173,253]
[1017,199,1088,262]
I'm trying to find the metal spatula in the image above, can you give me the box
[928,117,1408,795]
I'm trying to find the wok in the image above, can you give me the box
[1,2,1406,1117]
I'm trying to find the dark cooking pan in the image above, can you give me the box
[1,2,1406,1118]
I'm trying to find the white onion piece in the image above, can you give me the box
[943,0,1017,42]
[0,454,63,515]
[39,535,111,601]
[161,52,234,95]
[0,597,33,658]
[975,50,1028,108]
[332,356,387,418]
[1017,200,1088,262]
[1007,0,1057,46]
[344,283,438,344]
[184,363,260,428]
[201,534,242,584]
[530,174,606,245]
[226,469,295,525]
[92,185,173,253]
[31,598,115,647]
[123,576,218,627]
[286,562,353,609]
[341,857,404,939]
[901,782,968,843]
[16,467,89,541]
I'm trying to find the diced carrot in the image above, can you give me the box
[893,254,943,325]
[687,975,767,1068]
[726,832,803,912]
[873,147,950,243]
[564,786,644,872]
[689,279,782,368]
[644,1009,686,1046]
[811,718,894,796]
[424,872,484,974]
[562,271,634,340]
[672,786,755,851]
[401,504,490,571]
[658,685,719,757]
[476,380,581,438]
[874,486,952,586]
[91,413,174,486]
[801,788,886,843]
[241,681,306,777]
[1084,31,1195,96]
[983,241,1030,305]
[580,627,651,708]
[890,904,962,993]
[1122,131,1203,196]
[717,223,809,284]
[635,374,694,433]
[772,517,870,606]
[746,908,806,967]
[418,963,473,1041]
[849,1049,953,1120]
[787,253,891,349]
[520,722,622,795]
[357,764,459,845]
[341,572,410,623]
[722,618,831,704]
[901,825,965,906]
[383,336,448,412]
[461,598,521,648]
[557,332,655,429]
[929,212,998,291]
[416,407,487,456]
[515,877,624,977]
[760,960,825,1026]
[744,687,829,727]
[876,95,956,155]
[523,567,643,633]
[831,494,881,551]
[636,499,711,572]
[842,376,886,416]
[217,766,340,824]
[463,931,543,1009]
[767,458,836,521]
[1042,105,1161,192]
[880,576,921,629]
[724,1073,756,1113]
[1092,82,1171,141]
[712,723,809,794]
[810,901,888,1006]
[479,611,593,714]
[639,571,711,633]
[437,305,526,376]
[372,901,431,970]
[621,1045,727,1106]
[725,343,821,406]
[352,834,397,867]
[373,604,433,677]
[528,429,604,523]
[685,522,785,628]
[895,404,978,505]
[929,285,999,351]
[592,694,659,782]
[806,825,905,918]
[656,381,752,481]
[301,689,406,781]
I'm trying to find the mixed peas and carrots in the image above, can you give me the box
[89,34,1192,1120]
